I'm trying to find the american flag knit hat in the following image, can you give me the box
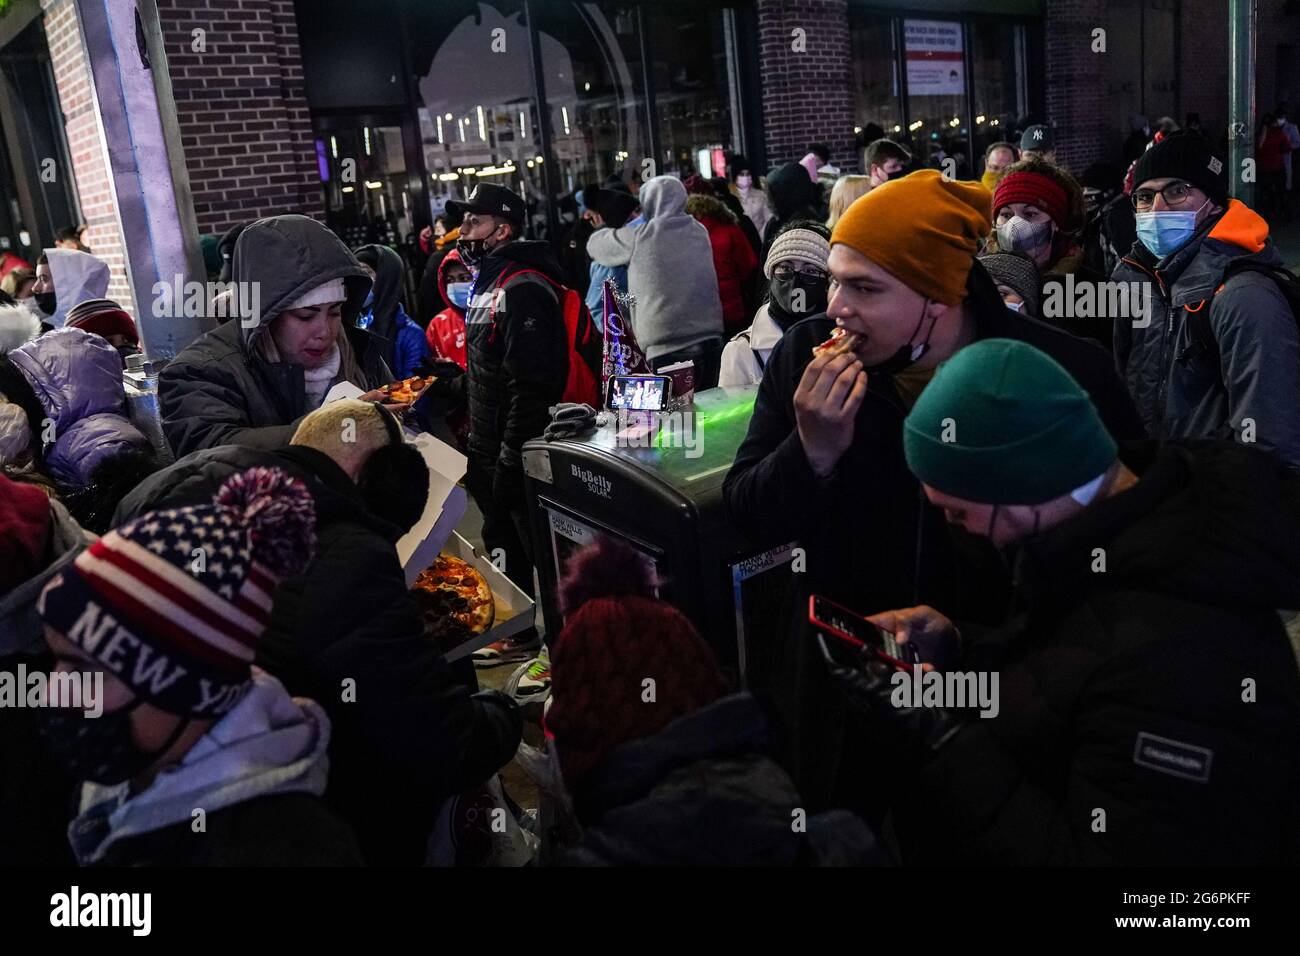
[38,467,316,718]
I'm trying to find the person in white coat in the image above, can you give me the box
[719,221,830,388]
[728,154,772,240]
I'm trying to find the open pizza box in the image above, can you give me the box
[432,531,537,663]
[322,381,534,661]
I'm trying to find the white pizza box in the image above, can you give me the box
[395,432,469,586]
[436,531,537,663]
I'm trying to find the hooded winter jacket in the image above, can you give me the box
[113,443,523,865]
[158,215,387,457]
[586,176,724,361]
[762,163,823,256]
[1112,200,1300,469]
[9,327,150,487]
[723,259,1145,811]
[68,669,361,866]
[43,248,110,328]
[887,441,1300,865]
[356,243,429,379]
[564,694,885,866]
[425,249,468,369]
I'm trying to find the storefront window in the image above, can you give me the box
[903,19,969,176]
[850,17,901,146]
[318,123,412,249]
[415,1,552,237]
[535,3,648,194]
[969,21,1025,171]
[642,7,739,178]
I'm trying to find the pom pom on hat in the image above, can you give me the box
[557,534,662,618]
[215,466,316,579]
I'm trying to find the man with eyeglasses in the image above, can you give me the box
[723,170,1142,811]
[1112,129,1300,470]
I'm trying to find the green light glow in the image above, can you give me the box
[651,396,757,449]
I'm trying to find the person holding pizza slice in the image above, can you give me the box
[723,169,1144,815]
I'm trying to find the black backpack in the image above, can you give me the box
[1180,260,1300,366]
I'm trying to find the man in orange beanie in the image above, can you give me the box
[723,168,1143,813]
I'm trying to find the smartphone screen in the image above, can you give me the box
[810,595,905,664]
[608,375,670,411]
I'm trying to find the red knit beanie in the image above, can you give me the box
[0,472,52,594]
[545,537,728,789]
[993,170,1069,228]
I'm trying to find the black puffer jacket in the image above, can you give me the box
[723,260,1145,812]
[114,444,523,866]
[888,441,1300,865]
[564,694,884,866]
[160,215,388,457]
[461,239,569,472]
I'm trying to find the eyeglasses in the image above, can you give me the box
[773,265,828,281]
[1132,181,1195,211]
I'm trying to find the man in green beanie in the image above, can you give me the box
[830,339,1300,864]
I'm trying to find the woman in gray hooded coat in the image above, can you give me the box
[159,215,394,458]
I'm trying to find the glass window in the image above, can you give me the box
[414,1,552,238]
[850,16,902,148]
[535,3,649,196]
[969,21,1023,172]
[643,6,740,179]
[318,123,412,249]
[903,18,970,178]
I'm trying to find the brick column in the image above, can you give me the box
[157,0,323,236]
[756,0,858,173]
[40,0,134,313]
[1044,0,1108,172]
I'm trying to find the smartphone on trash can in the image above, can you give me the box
[606,374,671,412]
[809,594,914,672]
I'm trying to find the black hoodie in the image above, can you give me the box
[890,440,1300,864]
[355,243,406,374]
[762,162,822,254]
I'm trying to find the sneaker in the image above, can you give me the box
[472,633,542,668]
[514,647,551,699]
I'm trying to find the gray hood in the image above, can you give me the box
[230,215,372,351]
[45,249,111,328]
[69,668,333,865]
[0,498,93,657]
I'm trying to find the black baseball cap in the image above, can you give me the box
[446,183,526,228]
[1020,125,1053,151]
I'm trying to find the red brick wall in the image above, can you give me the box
[39,0,135,313]
[1045,0,1108,173]
[157,0,323,236]
[756,0,859,174]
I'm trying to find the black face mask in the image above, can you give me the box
[34,291,56,316]
[38,695,190,786]
[863,297,938,376]
[768,273,829,330]
[886,168,908,181]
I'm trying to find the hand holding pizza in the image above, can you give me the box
[794,350,867,479]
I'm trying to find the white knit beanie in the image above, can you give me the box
[763,228,831,280]
[282,277,347,313]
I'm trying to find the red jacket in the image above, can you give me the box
[698,215,759,333]
[1258,126,1292,175]
[425,250,468,370]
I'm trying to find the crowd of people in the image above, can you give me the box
[2,112,1299,867]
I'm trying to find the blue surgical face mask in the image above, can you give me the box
[446,281,472,310]
[362,289,375,309]
[1134,198,1210,258]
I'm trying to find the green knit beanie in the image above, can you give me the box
[903,339,1118,505]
